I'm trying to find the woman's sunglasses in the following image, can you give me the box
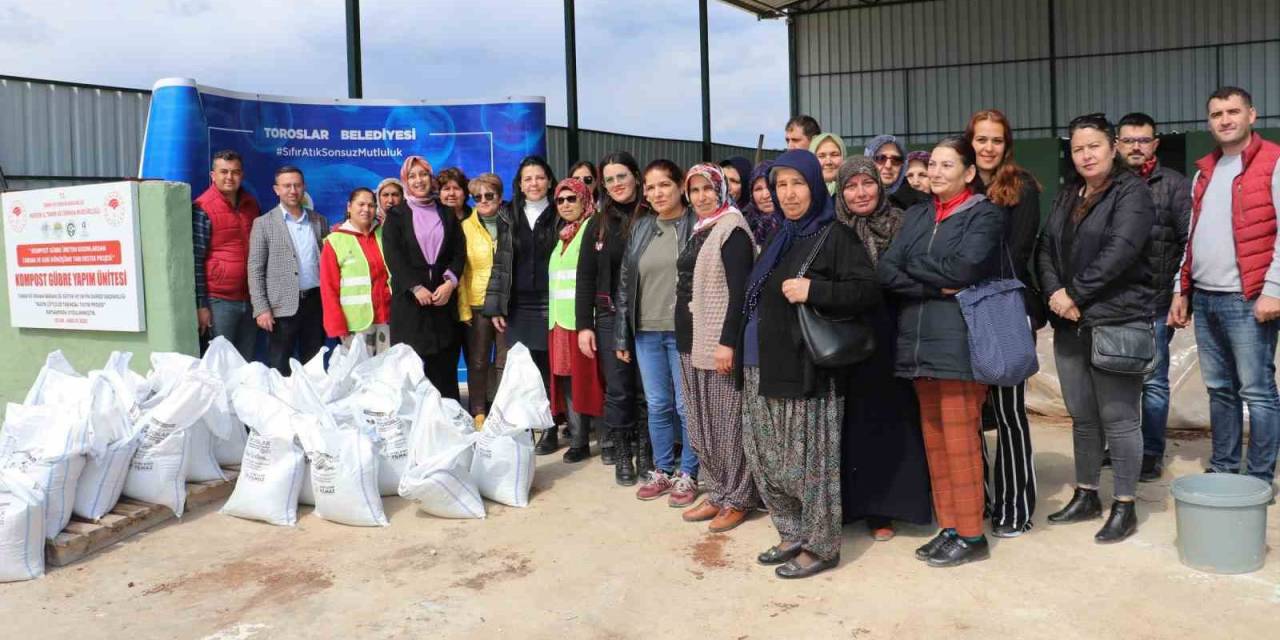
[555,195,580,205]
[873,154,904,167]
[472,192,497,203]
[578,176,594,185]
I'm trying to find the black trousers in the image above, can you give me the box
[981,382,1038,530]
[267,289,325,376]
[425,342,462,402]
[596,313,642,435]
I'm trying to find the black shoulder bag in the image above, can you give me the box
[795,225,876,367]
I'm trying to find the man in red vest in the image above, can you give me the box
[1170,86,1280,485]
[193,150,261,359]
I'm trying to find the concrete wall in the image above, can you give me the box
[0,180,198,405]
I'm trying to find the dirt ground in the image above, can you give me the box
[4,420,1277,640]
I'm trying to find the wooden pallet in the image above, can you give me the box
[45,466,239,567]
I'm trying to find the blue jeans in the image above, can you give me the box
[1140,309,1176,458]
[208,297,258,361]
[634,331,697,477]
[1192,291,1280,482]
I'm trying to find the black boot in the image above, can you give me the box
[600,426,616,466]
[562,412,591,463]
[534,427,560,455]
[1047,488,1103,524]
[1094,500,1137,543]
[635,427,654,477]
[614,432,637,486]
[1139,454,1163,482]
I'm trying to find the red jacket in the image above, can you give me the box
[195,185,259,301]
[319,222,392,337]
[1181,132,1280,300]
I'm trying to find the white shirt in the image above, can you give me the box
[524,198,548,230]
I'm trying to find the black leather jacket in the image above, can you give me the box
[613,209,695,351]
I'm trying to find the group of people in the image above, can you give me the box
[191,84,1280,578]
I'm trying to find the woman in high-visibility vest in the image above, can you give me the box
[548,178,606,463]
[319,187,392,355]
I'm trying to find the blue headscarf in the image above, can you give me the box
[742,159,779,246]
[743,149,835,318]
[864,134,908,194]
[720,156,753,210]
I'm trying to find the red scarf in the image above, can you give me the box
[1138,156,1158,179]
[934,187,975,223]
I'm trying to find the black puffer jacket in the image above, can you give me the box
[1142,163,1192,310]
[878,194,1004,381]
[613,209,694,352]
[1036,169,1157,330]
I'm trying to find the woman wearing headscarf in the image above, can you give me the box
[965,108,1045,538]
[383,155,467,399]
[742,160,780,246]
[904,151,931,195]
[877,136,1003,567]
[484,156,560,450]
[865,134,929,210]
[739,150,882,579]
[809,132,847,195]
[577,151,650,485]
[676,163,758,532]
[718,156,753,211]
[833,156,933,542]
[548,178,606,463]
[375,178,403,224]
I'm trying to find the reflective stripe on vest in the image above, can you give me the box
[326,228,384,333]
[547,225,586,330]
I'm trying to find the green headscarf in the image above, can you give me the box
[808,132,847,196]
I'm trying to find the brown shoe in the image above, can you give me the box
[682,500,719,522]
[708,506,747,533]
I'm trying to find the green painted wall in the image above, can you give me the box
[0,181,198,405]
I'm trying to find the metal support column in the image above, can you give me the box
[345,0,363,99]
[699,0,712,161]
[564,0,580,164]
[787,16,799,117]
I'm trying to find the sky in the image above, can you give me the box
[0,0,791,148]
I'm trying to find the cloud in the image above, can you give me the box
[0,0,788,147]
[0,2,53,44]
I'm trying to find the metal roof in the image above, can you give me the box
[720,0,935,19]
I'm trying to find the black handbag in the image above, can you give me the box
[1090,321,1156,375]
[794,225,876,368]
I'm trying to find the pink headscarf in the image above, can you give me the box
[554,178,596,251]
[400,156,434,205]
[685,162,739,234]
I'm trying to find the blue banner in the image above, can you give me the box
[139,78,547,224]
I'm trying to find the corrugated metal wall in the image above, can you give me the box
[794,0,1280,147]
[0,77,150,190]
[0,76,778,193]
[545,128,777,178]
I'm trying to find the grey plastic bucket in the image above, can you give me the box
[1171,474,1273,574]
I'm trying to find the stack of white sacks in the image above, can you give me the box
[0,338,553,583]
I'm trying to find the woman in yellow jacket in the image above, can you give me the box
[458,173,508,424]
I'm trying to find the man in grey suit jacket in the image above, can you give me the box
[248,165,329,374]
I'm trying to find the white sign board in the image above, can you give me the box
[3,181,146,331]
